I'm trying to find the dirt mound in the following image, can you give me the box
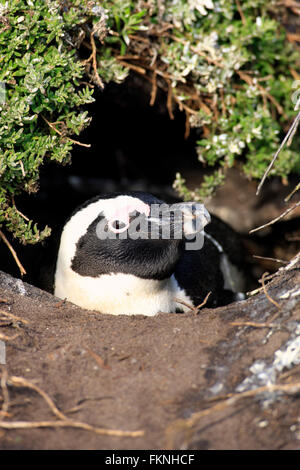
[0,255,300,450]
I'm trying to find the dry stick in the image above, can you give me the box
[150,70,157,106]
[11,195,30,234]
[1,375,143,438]
[261,271,281,310]
[85,347,111,371]
[19,160,25,177]
[121,58,209,128]
[195,292,212,312]
[230,321,277,329]
[252,255,289,264]
[117,59,146,75]
[0,229,26,277]
[166,79,174,120]
[0,419,144,437]
[174,291,211,314]
[116,54,141,60]
[89,32,104,89]
[0,309,29,325]
[41,115,91,148]
[235,0,246,25]
[119,62,201,117]
[9,376,67,421]
[284,181,300,202]
[257,83,285,116]
[256,109,300,195]
[237,71,285,116]
[184,111,190,140]
[166,380,300,446]
[0,367,9,419]
[0,332,21,342]
[249,201,300,234]
[164,33,224,68]
[14,207,29,222]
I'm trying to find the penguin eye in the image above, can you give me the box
[128,212,146,232]
[111,220,126,231]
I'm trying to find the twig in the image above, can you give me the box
[0,230,26,277]
[166,79,174,120]
[9,376,67,421]
[249,201,300,233]
[0,374,143,438]
[235,0,246,25]
[257,83,285,116]
[90,32,104,89]
[256,109,300,195]
[41,115,91,148]
[237,71,285,116]
[85,347,111,370]
[0,332,21,342]
[150,70,157,106]
[15,207,29,222]
[260,272,281,310]
[166,380,300,448]
[54,298,66,308]
[11,195,30,222]
[0,310,29,325]
[164,33,224,68]
[0,367,9,419]
[195,292,212,312]
[116,54,141,60]
[175,292,211,314]
[230,321,277,329]
[252,255,289,264]
[117,59,146,75]
[19,161,25,177]
[0,419,144,437]
[284,181,300,202]
[279,363,300,381]
[184,111,190,139]
[174,298,194,311]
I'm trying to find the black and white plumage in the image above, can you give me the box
[54,191,245,315]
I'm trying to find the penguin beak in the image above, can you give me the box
[172,202,211,236]
[147,202,211,237]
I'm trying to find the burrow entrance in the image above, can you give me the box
[1,74,300,300]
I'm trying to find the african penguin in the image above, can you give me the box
[54,191,245,315]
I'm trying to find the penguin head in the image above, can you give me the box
[55,191,210,282]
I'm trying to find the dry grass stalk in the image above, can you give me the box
[230,321,277,329]
[41,115,91,148]
[260,272,281,310]
[0,374,144,438]
[0,230,26,277]
[0,332,21,342]
[174,291,211,314]
[9,376,68,421]
[0,418,144,437]
[0,367,9,419]
[0,310,29,325]
[85,347,111,370]
[256,109,300,195]
[166,381,300,448]
[90,32,104,89]
[249,201,300,234]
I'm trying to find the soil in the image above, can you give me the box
[0,253,300,450]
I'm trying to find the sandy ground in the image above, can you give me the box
[0,253,300,450]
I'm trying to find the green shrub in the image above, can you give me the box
[0,0,299,257]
